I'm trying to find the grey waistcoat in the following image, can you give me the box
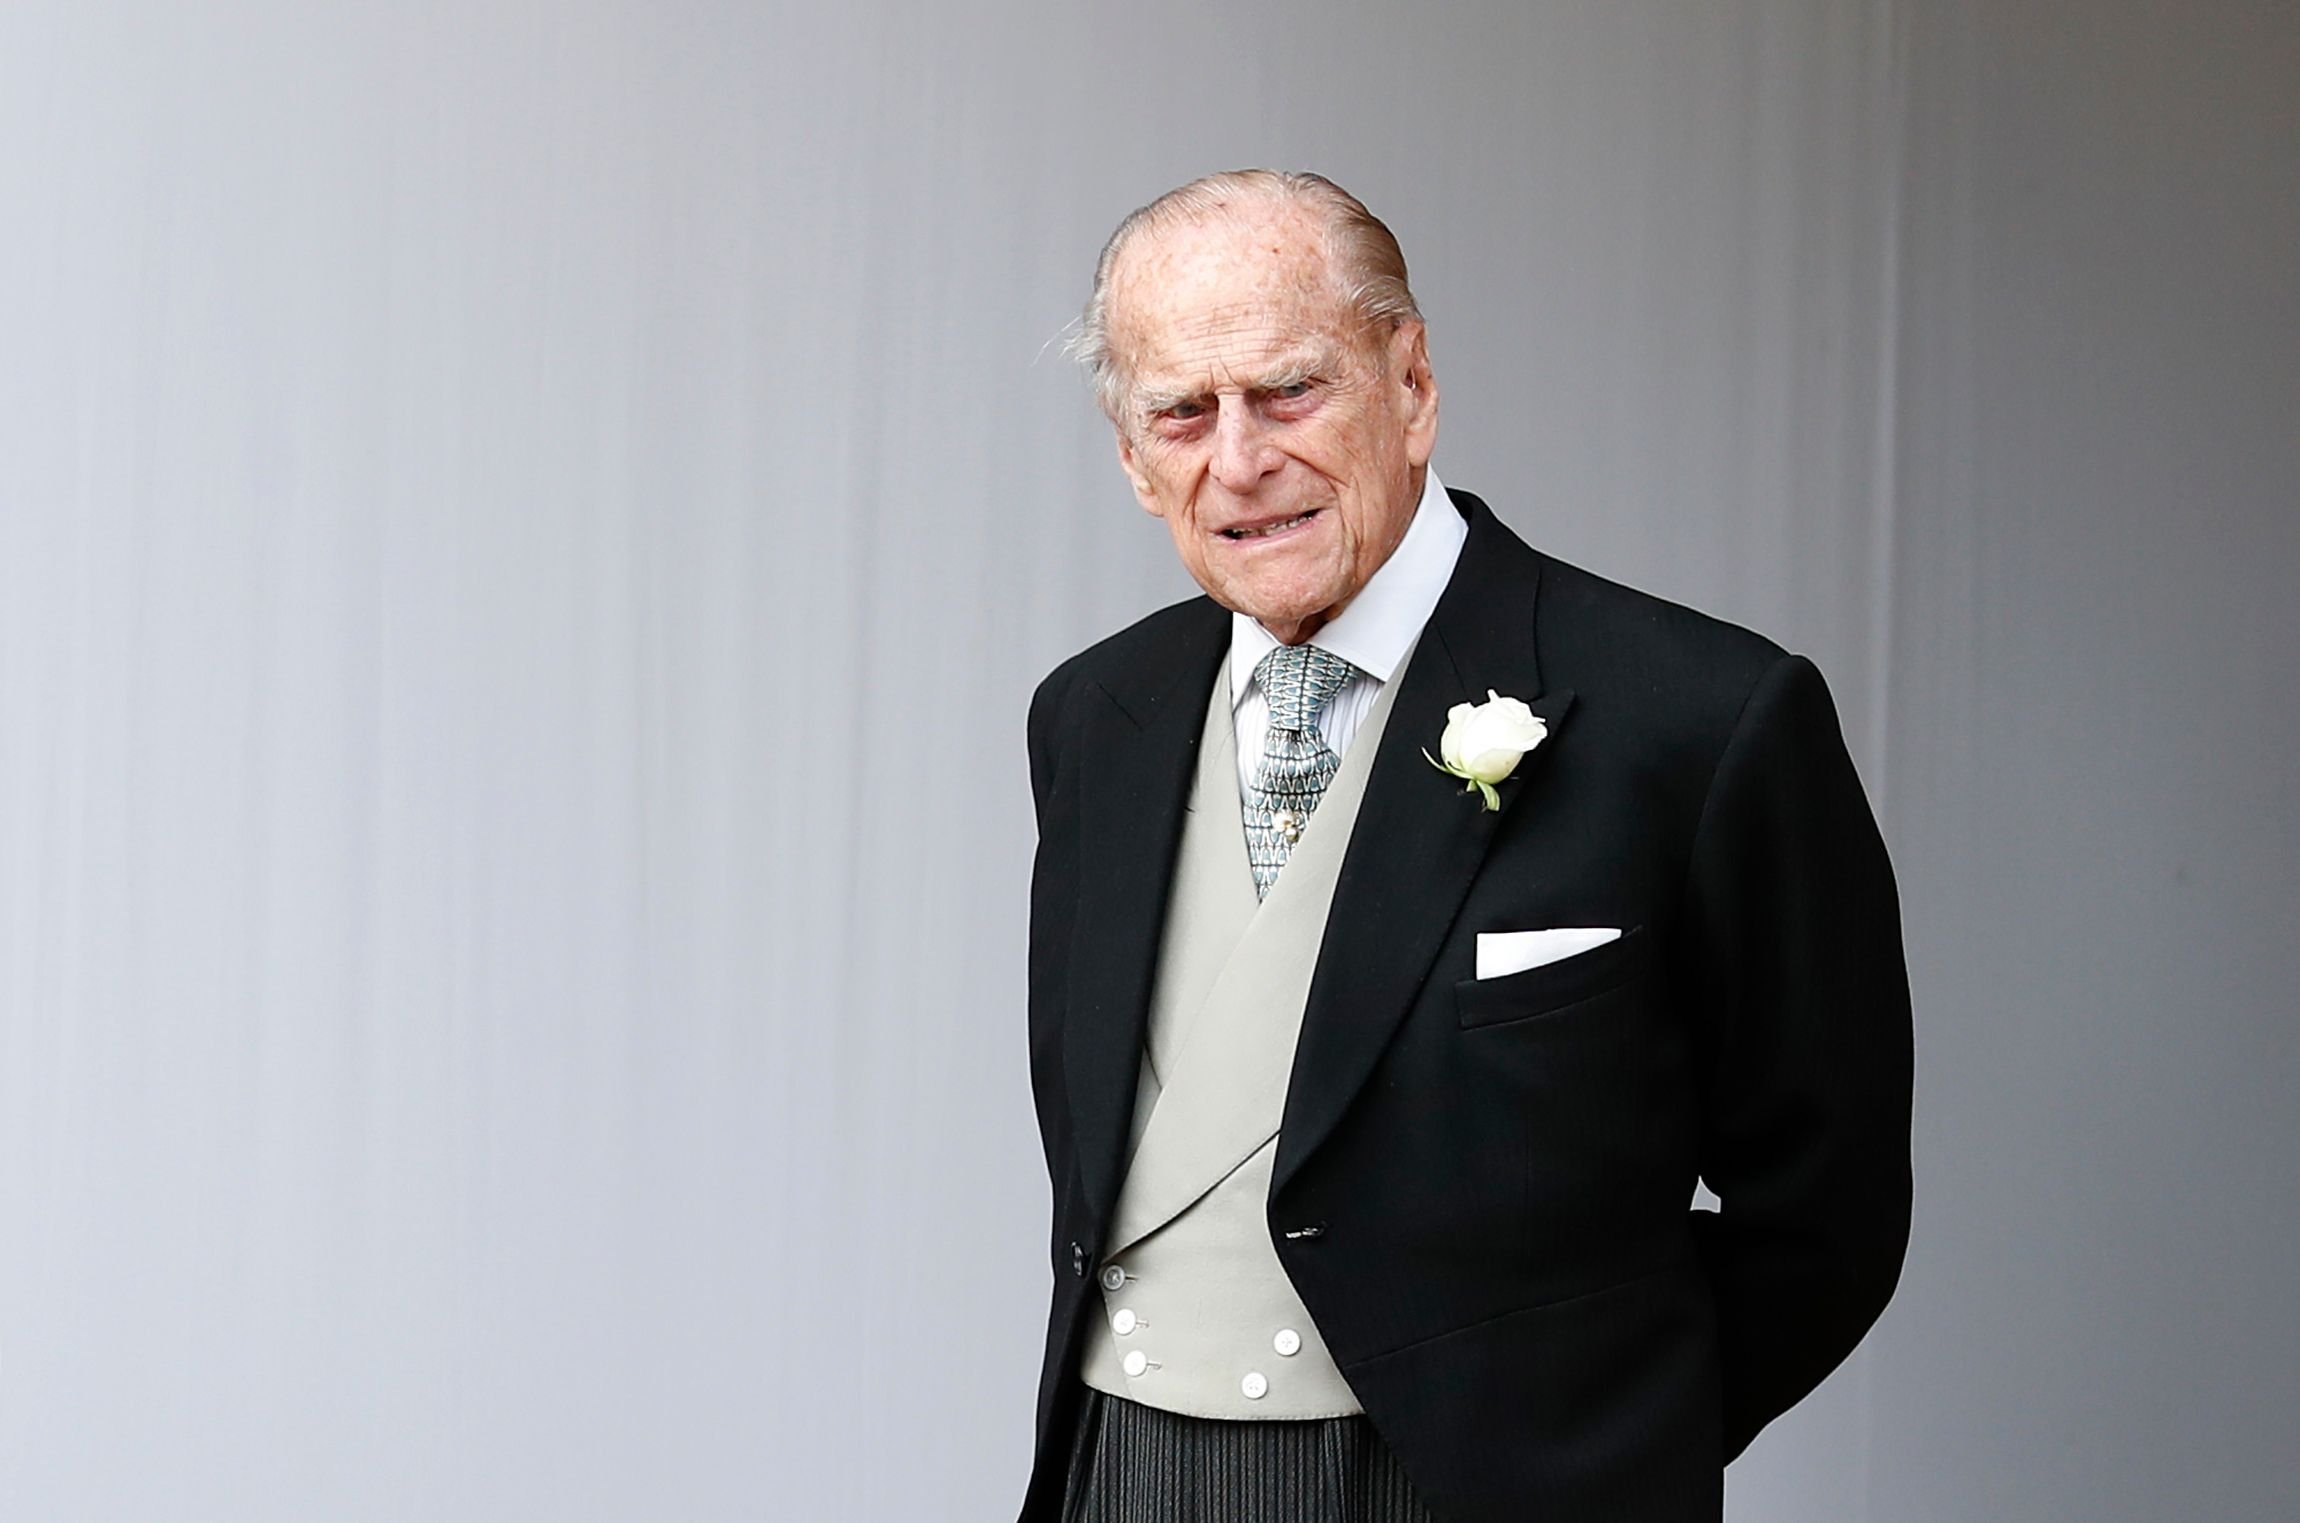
[1079,656,1404,1420]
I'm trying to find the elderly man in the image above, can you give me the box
[1020,170,1911,1523]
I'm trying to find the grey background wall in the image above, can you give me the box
[2,1,2292,1518]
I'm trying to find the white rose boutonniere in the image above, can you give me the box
[1425,689,1547,811]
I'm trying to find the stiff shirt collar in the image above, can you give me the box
[1229,466,1466,709]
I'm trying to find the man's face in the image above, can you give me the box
[1105,202,1438,645]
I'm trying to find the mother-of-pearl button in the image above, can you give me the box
[1273,1328,1302,1357]
[1111,1309,1138,1336]
[1240,1372,1268,1400]
[1099,1265,1127,1292]
[1122,1350,1148,1378]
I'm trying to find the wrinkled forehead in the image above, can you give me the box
[1106,205,1361,388]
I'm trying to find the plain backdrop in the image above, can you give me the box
[3,1,2294,1518]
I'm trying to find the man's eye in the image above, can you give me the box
[1272,381,1314,400]
[1164,401,1207,421]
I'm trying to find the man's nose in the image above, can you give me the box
[1207,399,1281,492]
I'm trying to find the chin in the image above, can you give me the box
[1231,591,1338,636]
[1221,560,1331,615]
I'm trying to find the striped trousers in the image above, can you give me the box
[1062,1387,1440,1523]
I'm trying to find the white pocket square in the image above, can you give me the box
[1475,927,1623,980]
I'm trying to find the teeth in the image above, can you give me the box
[1226,511,1315,540]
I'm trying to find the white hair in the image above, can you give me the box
[1066,169,1423,421]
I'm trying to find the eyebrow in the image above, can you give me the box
[1131,341,1346,418]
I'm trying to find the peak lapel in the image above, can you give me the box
[1275,498,1573,1194]
[1062,603,1229,1232]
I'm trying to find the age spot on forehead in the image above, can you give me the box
[1110,210,1354,384]
[1118,201,1332,293]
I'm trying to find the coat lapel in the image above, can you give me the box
[1275,495,1575,1194]
[1062,600,1230,1233]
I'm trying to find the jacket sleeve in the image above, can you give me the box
[1680,653,1914,1460]
[1024,668,1082,1192]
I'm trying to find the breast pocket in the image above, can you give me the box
[1453,925,1652,1030]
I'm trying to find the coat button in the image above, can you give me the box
[1099,1264,1128,1292]
[1241,1372,1268,1400]
[1070,1243,1086,1277]
[1122,1350,1149,1379]
[1273,1329,1302,1357]
[1111,1309,1138,1336]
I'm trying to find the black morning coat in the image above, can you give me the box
[1019,490,1913,1522]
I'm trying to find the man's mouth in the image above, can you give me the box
[1221,508,1321,541]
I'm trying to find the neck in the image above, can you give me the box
[1261,611,1330,647]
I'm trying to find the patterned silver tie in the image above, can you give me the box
[1243,642,1358,899]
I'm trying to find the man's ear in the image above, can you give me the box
[1115,430,1163,515]
[1392,321,1440,468]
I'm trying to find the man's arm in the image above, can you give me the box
[1679,653,1915,1460]
[1024,668,1083,1189]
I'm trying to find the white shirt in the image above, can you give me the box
[1230,467,1467,791]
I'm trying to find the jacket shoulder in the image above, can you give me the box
[1026,596,1226,811]
[1530,550,1790,727]
[1450,489,1791,719]
[1029,595,1226,722]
